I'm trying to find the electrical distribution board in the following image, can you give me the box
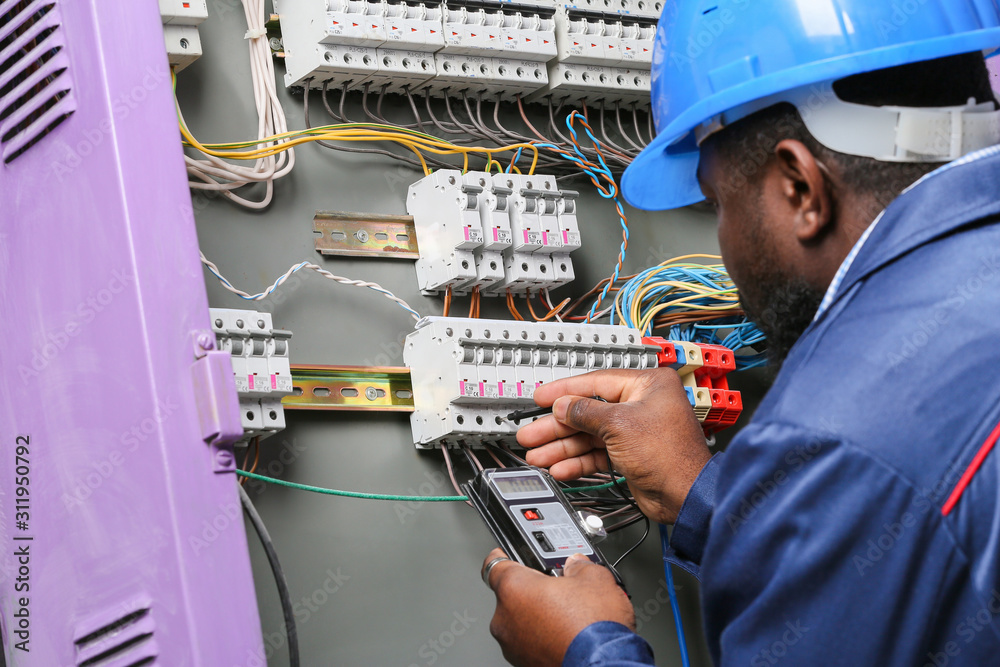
[210,308,294,442]
[159,0,208,71]
[275,0,656,102]
[403,316,742,449]
[407,169,579,295]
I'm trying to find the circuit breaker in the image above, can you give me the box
[275,0,656,102]
[407,170,579,295]
[159,0,207,71]
[210,308,294,442]
[404,317,660,448]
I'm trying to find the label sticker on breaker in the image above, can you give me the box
[513,502,593,555]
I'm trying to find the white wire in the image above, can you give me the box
[542,288,564,323]
[180,0,295,209]
[200,252,422,321]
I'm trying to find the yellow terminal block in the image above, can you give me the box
[674,341,704,376]
[690,386,712,422]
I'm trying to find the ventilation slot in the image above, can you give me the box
[0,0,76,164]
[73,600,159,667]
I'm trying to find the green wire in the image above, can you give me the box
[236,469,625,502]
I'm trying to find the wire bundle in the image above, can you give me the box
[613,255,767,369]
[533,111,630,322]
[179,0,294,209]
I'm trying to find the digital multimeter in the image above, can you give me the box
[463,467,618,581]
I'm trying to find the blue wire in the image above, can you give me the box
[659,524,691,667]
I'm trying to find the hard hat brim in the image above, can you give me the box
[622,133,704,211]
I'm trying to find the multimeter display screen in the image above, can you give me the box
[494,476,548,496]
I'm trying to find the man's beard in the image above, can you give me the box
[740,275,824,371]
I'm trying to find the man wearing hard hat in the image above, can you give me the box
[483,1,1000,665]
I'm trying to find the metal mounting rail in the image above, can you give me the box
[284,365,414,412]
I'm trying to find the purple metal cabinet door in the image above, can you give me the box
[0,0,264,665]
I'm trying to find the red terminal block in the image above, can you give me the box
[643,336,681,369]
[704,389,744,435]
[695,344,736,385]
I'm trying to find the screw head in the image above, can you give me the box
[365,387,378,401]
[269,37,283,51]
[355,229,370,243]
[216,449,234,467]
[197,333,213,350]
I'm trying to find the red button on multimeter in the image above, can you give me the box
[522,509,543,521]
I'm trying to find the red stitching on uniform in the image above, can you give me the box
[942,418,1000,516]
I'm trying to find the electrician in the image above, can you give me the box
[482,2,1000,665]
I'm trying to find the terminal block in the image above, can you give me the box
[210,308,293,443]
[159,0,207,72]
[407,170,579,295]
[404,317,658,448]
[643,337,744,435]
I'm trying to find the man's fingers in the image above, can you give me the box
[549,450,612,481]
[524,433,597,468]
[483,549,518,591]
[533,369,643,407]
[516,413,580,448]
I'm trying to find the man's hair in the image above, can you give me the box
[707,53,998,207]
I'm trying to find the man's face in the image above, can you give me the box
[697,142,824,368]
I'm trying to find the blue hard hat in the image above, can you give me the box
[622,0,1000,211]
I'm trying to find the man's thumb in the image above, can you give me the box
[553,396,614,435]
[562,553,596,576]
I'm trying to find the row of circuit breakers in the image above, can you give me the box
[158,0,658,103]
[211,310,743,449]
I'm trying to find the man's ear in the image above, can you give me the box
[773,139,834,244]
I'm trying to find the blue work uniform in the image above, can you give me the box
[564,146,1000,666]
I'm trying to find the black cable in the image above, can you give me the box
[605,452,650,568]
[321,80,342,122]
[239,484,300,667]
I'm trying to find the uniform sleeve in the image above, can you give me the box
[562,622,655,667]
[701,421,964,667]
[667,452,723,577]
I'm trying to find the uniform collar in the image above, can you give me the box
[814,144,1000,322]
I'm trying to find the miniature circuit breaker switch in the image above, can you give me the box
[210,308,293,442]
[407,170,580,295]
[403,316,658,448]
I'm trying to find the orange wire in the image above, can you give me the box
[506,289,525,321]
[469,286,480,318]
[239,437,260,486]
[443,286,452,317]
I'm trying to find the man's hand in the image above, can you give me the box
[518,368,711,524]
[484,549,634,667]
